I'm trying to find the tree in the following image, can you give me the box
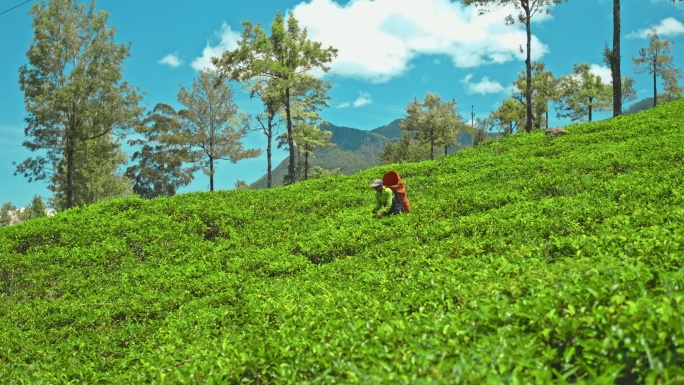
[213,11,338,184]
[465,0,566,133]
[177,69,261,192]
[234,180,251,190]
[556,63,612,122]
[0,202,17,227]
[513,62,558,129]
[125,103,197,199]
[633,28,679,107]
[285,75,334,181]
[19,195,48,222]
[16,0,142,210]
[401,93,464,160]
[491,98,525,134]
[380,132,429,164]
[473,117,494,146]
[49,133,132,210]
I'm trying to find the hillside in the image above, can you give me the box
[2,101,684,383]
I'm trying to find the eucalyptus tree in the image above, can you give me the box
[125,104,197,199]
[213,11,338,184]
[177,69,260,192]
[556,63,612,122]
[401,93,464,160]
[633,28,681,107]
[16,0,142,209]
[464,0,566,133]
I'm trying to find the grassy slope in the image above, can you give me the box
[1,101,684,383]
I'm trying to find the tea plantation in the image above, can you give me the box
[1,101,683,384]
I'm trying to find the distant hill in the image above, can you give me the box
[250,122,393,189]
[370,119,403,140]
[250,120,490,189]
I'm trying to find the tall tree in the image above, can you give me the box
[50,134,132,210]
[633,28,678,107]
[556,63,612,122]
[401,93,464,160]
[213,11,338,184]
[465,0,566,133]
[607,0,622,117]
[177,69,260,192]
[125,104,197,199]
[16,0,142,210]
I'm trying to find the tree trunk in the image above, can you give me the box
[524,2,533,133]
[285,87,296,185]
[588,99,593,122]
[65,127,75,209]
[545,109,549,129]
[653,71,658,107]
[209,155,214,191]
[304,151,309,180]
[430,128,434,160]
[266,116,273,189]
[612,0,622,116]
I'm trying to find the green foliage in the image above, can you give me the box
[16,0,142,209]
[556,63,612,123]
[633,28,681,107]
[2,100,684,383]
[178,70,260,191]
[213,11,338,184]
[126,103,197,199]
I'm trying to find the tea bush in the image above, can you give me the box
[1,100,684,383]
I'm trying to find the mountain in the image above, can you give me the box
[3,100,683,382]
[250,122,394,189]
[250,120,482,189]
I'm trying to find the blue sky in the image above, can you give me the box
[1,0,683,208]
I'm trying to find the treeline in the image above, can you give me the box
[6,0,339,218]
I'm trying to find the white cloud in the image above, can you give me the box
[353,92,372,107]
[336,92,373,108]
[589,64,612,85]
[159,52,183,68]
[461,73,506,95]
[627,17,684,39]
[191,23,241,71]
[289,0,551,83]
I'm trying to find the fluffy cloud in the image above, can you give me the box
[589,64,612,85]
[159,52,183,68]
[191,23,241,71]
[290,0,552,83]
[461,74,506,95]
[627,17,684,39]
